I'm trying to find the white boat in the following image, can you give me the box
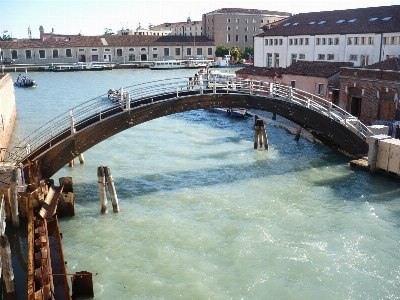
[149,60,187,70]
[185,59,214,69]
[206,70,237,89]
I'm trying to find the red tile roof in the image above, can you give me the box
[258,5,400,36]
[366,57,400,71]
[0,35,215,49]
[205,8,292,17]
[237,61,354,78]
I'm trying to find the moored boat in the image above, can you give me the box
[149,60,186,70]
[209,107,249,117]
[14,74,37,87]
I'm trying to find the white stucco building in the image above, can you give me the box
[254,5,400,68]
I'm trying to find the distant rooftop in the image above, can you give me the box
[258,5,400,36]
[204,8,292,17]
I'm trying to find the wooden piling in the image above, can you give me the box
[254,116,268,150]
[78,153,85,164]
[57,177,75,217]
[104,167,119,213]
[68,158,74,167]
[295,126,302,141]
[370,139,379,174]
[10,168,20,228]
[97,166,108,214]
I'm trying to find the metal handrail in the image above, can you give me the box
[1,76,372,170]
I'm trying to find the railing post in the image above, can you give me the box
[119,87,124,108]
[289,87,293,101]
[199,75,203,95]
[213,76,216,94]
[69,109,75,136]
[125,91,130,111]
[25,143,31,155]
[250,80,253,95]
[328,102,332,118]
[176,84,179,98]
[269,82,273,97]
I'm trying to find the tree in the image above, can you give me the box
[0,31,13,41]
[215,46,230,58]
[103,28,114,35]
[244,46,254,60]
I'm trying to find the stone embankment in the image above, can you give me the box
[0,74,16,162]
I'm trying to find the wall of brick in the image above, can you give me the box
[339,68,400,125]
[0,74,17,161]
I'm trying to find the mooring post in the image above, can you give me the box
[10,168,20,228]
[97,166,108,214]
[78,153,85,164]
[104,166,119,212]
[261,122,269,150]
[295,126,302,141]
[254,116,259,149]
[370,139,379,174]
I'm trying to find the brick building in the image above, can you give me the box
[339,57,400,125]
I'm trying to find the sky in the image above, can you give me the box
[1,0,399,39]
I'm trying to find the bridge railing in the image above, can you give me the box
[2,76,371,170]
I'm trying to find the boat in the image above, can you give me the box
[214,54,252,68]
[14,74,37,87]
[206,70,237,89]
[149,60,187,70]
[53,63,112,72]
[209,107,249,117]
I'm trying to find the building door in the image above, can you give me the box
[103,55,111,62]
[350,97,362,117]
[140,54,147,61]
[92,55,99,62]
[78,55,86,62]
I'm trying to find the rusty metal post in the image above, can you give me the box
[10,168,19,228]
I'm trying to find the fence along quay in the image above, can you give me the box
[1,74,378,298]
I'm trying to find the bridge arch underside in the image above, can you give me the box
[27,93,368,179]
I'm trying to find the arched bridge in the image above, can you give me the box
[3,75,372,180]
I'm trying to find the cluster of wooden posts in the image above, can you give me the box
[97,166,119,214]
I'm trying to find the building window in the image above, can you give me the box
[291,54,297,65]
[294,39,298,45]
[227,18,231,23]
[140,48,146,51]
[274,39,278,45]
[361,55,369,67]
[289,39,293,45]
[383,37,389,45]
[187,48,191,56]
[104,48,110,52]
[245,27,248,31]
[299,38,303,45]
[299,54,305,59]
[227,34,231,43]
[322,38,326,45]
[78,49,84,52]
[25,50,32,59]
[253,27,257,31]
[253,19,256,23]
[245,19,248,23]
[245,35,248,42]
[349,54,358,61]
[208,47,212,55]
[316,38,320,45]
[153,54,157,59]
[117,49,123,56]
[318,84,324,95]
[267,53,272,67]
[347,37,352,45]
[236,26,239,31]
[305,38,309,45]
[129,48,134,51]
[10,50,17,60]
[354,37,360,45]
[327,54,334,60]
[152,47,157,51]
[91,48,98,52]
[391,37,397,44]
[368,37,374,45]
[175,48,180,56]
[334,38,339,45]
[52,49,59,58]
[269,39,273,45]
[66,49,72,57]
[279,39,283,45]
[236,35,239,42]
[236,18,239,23]
[197,48,202,55]
[328,38,332,45]
[274,53,279,67]
[291,80,296,88]
[39,50,45,59]
[227,26,231,31]
[318,54,325,60]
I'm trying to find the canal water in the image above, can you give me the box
[5,69,400,299]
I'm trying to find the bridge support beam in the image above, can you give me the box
[104,167,119,213]
[10,169,19,228]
